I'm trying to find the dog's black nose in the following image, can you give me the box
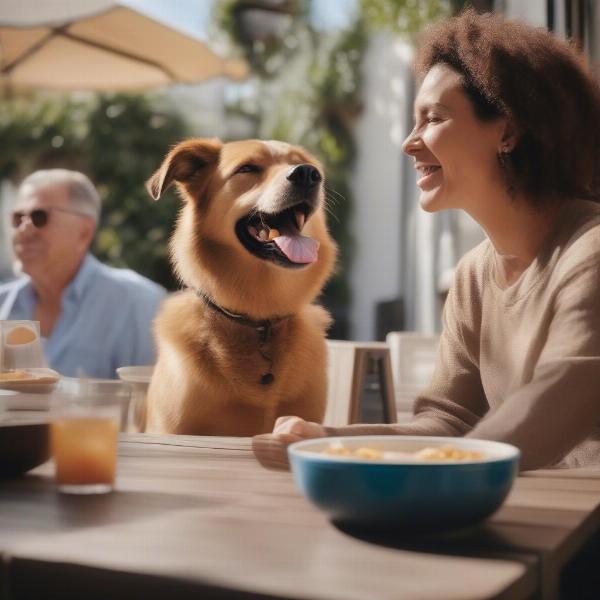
[287,164,322,188]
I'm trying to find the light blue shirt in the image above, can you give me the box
[0,254,167,379]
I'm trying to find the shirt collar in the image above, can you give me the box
[64,253,100,303]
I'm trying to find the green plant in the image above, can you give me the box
[361,0,451,35]
[85,95,187,289]
[0,93,188,289]
[0,96,90,181]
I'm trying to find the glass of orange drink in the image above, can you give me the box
[51,394,121,494]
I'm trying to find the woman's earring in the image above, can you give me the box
[498,149,508,169]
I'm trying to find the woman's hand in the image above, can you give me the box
[252,416,329,470]
[272,416,328,443]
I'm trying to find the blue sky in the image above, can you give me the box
[123,0,358,39]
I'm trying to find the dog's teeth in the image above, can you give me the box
[268,228,280,241]
[248,225,258,237]
[295,211,305,231]
[258,228,269,241]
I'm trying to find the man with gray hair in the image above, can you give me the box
[0,169,166,378]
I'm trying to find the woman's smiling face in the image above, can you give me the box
[402,63,507,215]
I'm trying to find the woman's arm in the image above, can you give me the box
[468,258,600,470]
[255,275,489,468]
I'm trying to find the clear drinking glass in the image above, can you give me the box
[116,365,153,433]
[0,320,46,371]
[50,393,121,494]
[57,378,132,431]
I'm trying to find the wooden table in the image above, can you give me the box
[0,434,599,600]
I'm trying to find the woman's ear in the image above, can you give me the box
[146,138,223,201]
[499,119,519,153]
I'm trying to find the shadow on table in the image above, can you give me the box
[55,489,214,529]
[334,512,600,600]
[332,518,532,562]
[559,531,600,600]
[0,474,216,533]
[8,560,280,600]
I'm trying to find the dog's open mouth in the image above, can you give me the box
[235,202,319,268]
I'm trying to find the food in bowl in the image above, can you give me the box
[289,436,520,532]
[0,369,31,381]
[0,368,60,394]
[0,369,59,384]
[324,441,484,461]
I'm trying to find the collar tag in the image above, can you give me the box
[258,321,272,343]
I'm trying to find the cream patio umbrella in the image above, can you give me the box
[0,0,248,91]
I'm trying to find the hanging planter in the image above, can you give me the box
[218,0,303,77]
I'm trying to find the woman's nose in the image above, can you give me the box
[402,129,421,156]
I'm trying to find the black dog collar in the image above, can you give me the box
[195,290,291,385]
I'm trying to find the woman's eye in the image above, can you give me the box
[426,115,442,123]
[235,164,260,174]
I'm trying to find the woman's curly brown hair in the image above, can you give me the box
[414,9,600,204]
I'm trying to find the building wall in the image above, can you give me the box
[501,0,546,25]
[349,33,412,340]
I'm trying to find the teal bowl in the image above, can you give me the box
[288,436,519,532]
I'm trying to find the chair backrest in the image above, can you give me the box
[324,340,396,427]
[385,332,439,412]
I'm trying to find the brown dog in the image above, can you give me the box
[144,138,336,436]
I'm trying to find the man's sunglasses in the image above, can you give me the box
[11,206,90,229]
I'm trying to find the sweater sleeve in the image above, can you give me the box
[409,277,489,435]
[468,256,600,470]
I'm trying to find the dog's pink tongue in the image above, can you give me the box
[273,234,319,264]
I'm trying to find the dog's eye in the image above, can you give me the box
[235,164,261,175]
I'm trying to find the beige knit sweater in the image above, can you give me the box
[336,200,600,471]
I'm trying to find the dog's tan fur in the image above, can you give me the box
[144,138,336,436]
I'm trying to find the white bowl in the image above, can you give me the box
[116,365,153,384]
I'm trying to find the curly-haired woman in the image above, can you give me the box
[259,9,600,472]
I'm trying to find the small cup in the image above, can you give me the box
[50,394,121,494]
[1,320,46,371]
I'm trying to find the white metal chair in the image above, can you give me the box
[385,332,439,413]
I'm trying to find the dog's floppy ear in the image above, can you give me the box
[146,138,223,201]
